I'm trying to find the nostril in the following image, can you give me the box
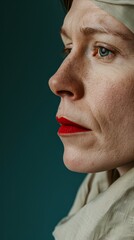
[49,70,84,100]
[57,90,74,97]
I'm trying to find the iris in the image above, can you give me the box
[99,47,112,57]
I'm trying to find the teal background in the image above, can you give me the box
[1,1,85,240]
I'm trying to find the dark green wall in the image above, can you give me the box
[1,1,85,239]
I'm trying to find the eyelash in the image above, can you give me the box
[63,46,116,61]
[62,47,72,57]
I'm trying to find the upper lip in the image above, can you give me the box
[56,117,91,130]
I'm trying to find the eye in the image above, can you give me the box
[93,46,115,61]
[62,47,72,58]
[98,47,113,57]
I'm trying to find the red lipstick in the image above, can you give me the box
[56,117,90,135]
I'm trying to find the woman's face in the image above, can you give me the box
[49,0,134,175]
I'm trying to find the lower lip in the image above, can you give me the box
[58,125,90,135]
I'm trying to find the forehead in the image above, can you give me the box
[62,0,132,39]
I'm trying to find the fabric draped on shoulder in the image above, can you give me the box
[53,168,134,240]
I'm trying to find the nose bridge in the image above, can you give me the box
[49,56,84,100]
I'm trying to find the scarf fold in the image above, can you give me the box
[92,0,134,33]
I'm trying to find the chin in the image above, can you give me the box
[63,149,104,173]
[62,146,123,173]
[63,149,86,173]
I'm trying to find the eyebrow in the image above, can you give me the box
[60,26,133,41]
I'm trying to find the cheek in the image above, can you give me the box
[88,72,134,132]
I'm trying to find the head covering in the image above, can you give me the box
[91,0,134,34]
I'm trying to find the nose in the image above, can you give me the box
[49,58,84,100]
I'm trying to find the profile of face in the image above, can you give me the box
[49,0,134,175]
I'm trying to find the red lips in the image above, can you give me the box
[56,117,90,135]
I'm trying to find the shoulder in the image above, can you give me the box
[68,170,113,216]
[53,169,134,240]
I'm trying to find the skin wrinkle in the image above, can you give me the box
[79,26,133,41]
[49,0,134,175]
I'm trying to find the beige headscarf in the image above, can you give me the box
[92,0,134,34]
